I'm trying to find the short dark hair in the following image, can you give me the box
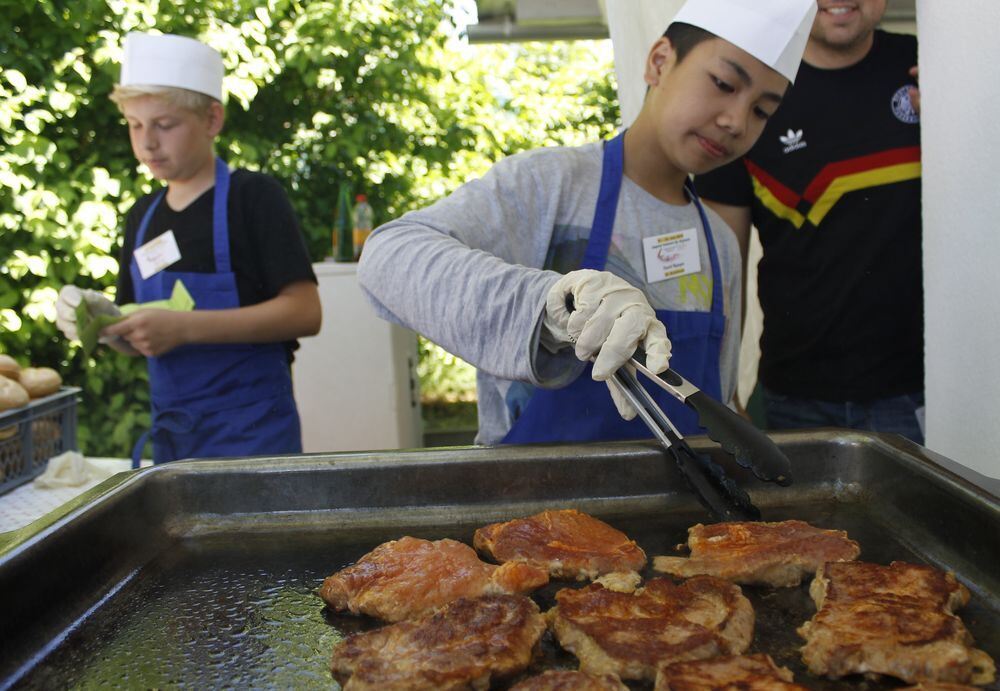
[663,22,716,63]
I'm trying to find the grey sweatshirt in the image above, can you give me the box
[358,142,742,444]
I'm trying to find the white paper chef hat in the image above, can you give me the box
[672,0,818,83]
[120,32,224,101]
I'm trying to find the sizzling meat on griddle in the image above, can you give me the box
[510,669,629,690]
[474,509,646,580]
[654,653,808,691]
[653,520,860,587]
[319,536,548,621]
[330,594,545,691]
[547,576,753,683]
[799,561,996,685]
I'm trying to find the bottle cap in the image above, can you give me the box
[355,194,367,202]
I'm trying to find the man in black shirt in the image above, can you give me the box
[695,0,924,443]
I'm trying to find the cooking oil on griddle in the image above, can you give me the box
[10,505,998,690]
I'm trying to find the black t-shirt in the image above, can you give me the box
[117,169,317,360]
[696,31,922,402]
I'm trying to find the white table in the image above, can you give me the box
[0,458,139,533]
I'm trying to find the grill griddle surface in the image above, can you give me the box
[14,502,1000,690]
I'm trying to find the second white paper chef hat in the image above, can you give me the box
[120,32,224,101]
[672,0,818,83]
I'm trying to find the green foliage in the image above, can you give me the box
[417,338,477,403]
[1,0,618,456]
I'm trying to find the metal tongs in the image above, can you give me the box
[611,351,793,521]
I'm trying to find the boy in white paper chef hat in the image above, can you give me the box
[55,33,320,466]
[356,0,819,447]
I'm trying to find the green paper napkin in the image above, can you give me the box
[76,280,196,357]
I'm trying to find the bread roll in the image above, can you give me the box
[31,419,62,442]
[0,376,30,410]
[19,367,62,399]
[1,374,32,441]
[0,354,20,381]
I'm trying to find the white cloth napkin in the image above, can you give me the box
[33,451,122,489]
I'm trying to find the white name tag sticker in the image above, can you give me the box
[643,228,701,283]
[134,230,182,280]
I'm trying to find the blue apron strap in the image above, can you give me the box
[130,190,166,291]
[131,159,231,282]
[211,158,232,273]
[134,190,165,248]
[581,131,625,271]
[685,178,724,317]
[130,431,149,469]
[131,408,198,468]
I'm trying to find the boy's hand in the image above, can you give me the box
[55,285,121,342]
[102,309,188,358]
[543,269,672,419]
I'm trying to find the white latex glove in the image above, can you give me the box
[543,269,672,420]
[55,285,121,342]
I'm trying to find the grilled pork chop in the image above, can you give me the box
[655,654,808,691]
[474,509,646,580]
[330,594,545,691]
[653,520,860,587]
[799,561,996,685]
[319,536,548,621]
[547,576,754,682]
[510,670,629,690]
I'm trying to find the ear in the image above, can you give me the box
[206,101,225,137]
[644,37,676,88]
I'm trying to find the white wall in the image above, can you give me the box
[292,263,423,452]
[603,0,685,127]
[918,0,1000,478]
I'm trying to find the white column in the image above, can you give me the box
[604,0,685,127]
[918,0,1000,478]
[292,263,422,452]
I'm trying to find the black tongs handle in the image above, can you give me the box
[612,367,760,521]
[632,349,793,486]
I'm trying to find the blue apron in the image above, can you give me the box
[129,158,302,466]
[502,132,725,443]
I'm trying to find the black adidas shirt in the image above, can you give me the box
[117,169,317,361]
[696,31,922,402]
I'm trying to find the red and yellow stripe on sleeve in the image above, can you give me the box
[746,146,921,228]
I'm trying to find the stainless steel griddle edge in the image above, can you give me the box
[0,430,997,689]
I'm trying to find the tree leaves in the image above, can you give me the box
[1,0,618,456]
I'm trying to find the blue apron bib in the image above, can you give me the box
[129,158,302,466]
[502,132,725,443]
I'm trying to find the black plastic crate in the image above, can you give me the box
[0,387,80,496]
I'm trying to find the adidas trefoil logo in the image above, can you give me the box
[779,128,807,153]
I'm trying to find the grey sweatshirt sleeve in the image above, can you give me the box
[357,151,579,387]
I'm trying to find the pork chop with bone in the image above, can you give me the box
[474,509,646,580]
[654,520,860,587]
[655,653,809,691]
[799,561,995,685]
[331,594,545,690]
[547,575,754,683]
[319,536,548,622]
[510,670,628,690]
